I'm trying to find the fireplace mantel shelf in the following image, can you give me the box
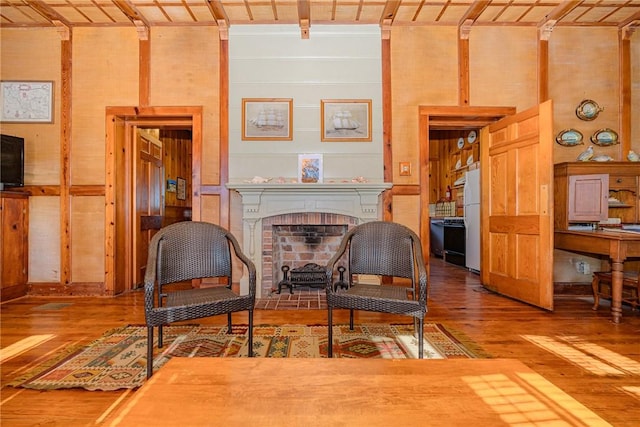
[226,181,392,193]
[227,181,392,220]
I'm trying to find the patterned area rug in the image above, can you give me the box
[9,323,484,391]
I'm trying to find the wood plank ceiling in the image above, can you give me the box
[1,1,639,34]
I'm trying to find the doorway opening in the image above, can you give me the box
[105,106,202,295]
[418,106,516,272]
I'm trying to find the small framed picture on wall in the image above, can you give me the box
[0,80,54,123]
[242,98,293,141]
[321,99,371,142]
[177,177,187,200]
[298,154,323,183]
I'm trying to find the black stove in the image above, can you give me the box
[443,217,465,267]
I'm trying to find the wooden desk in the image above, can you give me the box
[555,229,640,323]
[106,358,607,426]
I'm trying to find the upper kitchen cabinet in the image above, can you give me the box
[554,162,640,230]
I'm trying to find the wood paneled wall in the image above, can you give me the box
[0,23,638,296]
[162,130,193,226]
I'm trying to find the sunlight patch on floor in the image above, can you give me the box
[559,336,640,375]
[521,335,629,376]
[462,372,611,426]
[0,334,56,363]
[620,386,640,399]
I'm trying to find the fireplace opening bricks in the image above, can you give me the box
[271,223,348,295]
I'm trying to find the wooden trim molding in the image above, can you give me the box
[104,106,203,294]
[60,33,72,288]
[28,282,111,296]
[618,30,631,159]
[381,33,393,221]
[139,38,150,106]
[418,106,516,264]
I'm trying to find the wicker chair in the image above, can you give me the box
[144,221,256,378]
[325,221,429,358]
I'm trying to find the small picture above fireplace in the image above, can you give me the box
[298,154,323,183]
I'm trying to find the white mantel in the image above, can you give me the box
[226,181,392,297]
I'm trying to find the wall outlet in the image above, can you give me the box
[575,260,591,275]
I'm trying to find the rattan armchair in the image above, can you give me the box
[144,221,256,378]
[325,221,429,358]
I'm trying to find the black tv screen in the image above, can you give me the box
[1,134,25,188]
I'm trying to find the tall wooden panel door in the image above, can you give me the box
[480,100,554,310]
[135,131,163,287]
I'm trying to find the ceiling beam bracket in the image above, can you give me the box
[381,18,392,40]
[53,20,70,41]
[540,20,557,41]
[217,20,229,40]
[134,20,149,40]
[300,18,310,39]
[460,19,473,40]
[622,20,639,41]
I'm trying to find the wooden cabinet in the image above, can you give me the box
[554,162,640,230]
[608,174,639,223]
[1,191,29,301]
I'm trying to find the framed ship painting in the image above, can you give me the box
[321,99,371,142]
[242,98,293,141]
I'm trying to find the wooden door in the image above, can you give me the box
[480,100,554,310]
[135,130,164,287]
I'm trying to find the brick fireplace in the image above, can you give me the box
[226,182,392,298]
[266,215,355,296]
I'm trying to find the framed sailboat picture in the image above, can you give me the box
[321,99,372,142]
[242,98,293,141]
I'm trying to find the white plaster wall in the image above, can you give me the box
[229,25,383,182]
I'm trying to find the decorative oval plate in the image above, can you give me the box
[590,128,618,146]
[455,159,462,169]
[576,99,603,121]
[555,129,583,146]
[467,130,477,144]
[466,154,474,165]
[457,137,465,149]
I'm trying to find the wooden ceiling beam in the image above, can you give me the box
[537,1,582,41]
[621,18,640,40]
[620,11,640,27]
[459,0,490,25]
[458,1,490,39]
[298,0,310,39]
[28,0,71,27]
[205,0,230,37]
[380,0,401,25]
[112,0,149,39]
[538,0,582,28]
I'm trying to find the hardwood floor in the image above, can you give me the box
[1,256,639,426]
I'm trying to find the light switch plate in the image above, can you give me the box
[399,162,411,176]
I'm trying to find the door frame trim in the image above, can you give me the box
[418,106,516,267]
[105,106,202,295]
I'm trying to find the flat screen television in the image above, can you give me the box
[1,134,25,189]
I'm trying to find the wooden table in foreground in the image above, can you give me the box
[555,229,640,323]
[106,358,608,427]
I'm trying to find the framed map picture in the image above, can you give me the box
[0,81,54,123]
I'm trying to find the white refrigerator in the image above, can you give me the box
[463,168,481,273]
